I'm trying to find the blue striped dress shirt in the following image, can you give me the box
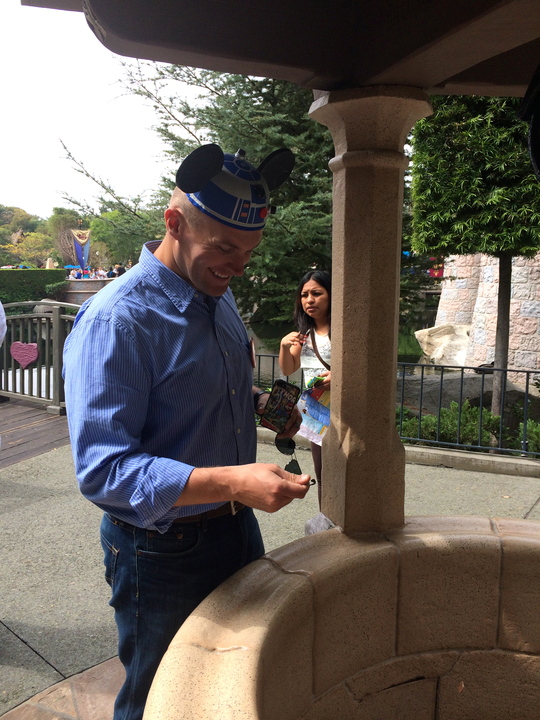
[63,241,257,532]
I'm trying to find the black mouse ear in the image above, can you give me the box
[257,148,295,190]
[175,144,224,193]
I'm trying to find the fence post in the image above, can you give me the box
[47,305,66,416]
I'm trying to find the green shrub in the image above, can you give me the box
[397,400,501,450]
[0,269,66,304]
[509,419,540,454]
[45,280,69,300]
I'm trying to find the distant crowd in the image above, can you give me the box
[67,263,131,280]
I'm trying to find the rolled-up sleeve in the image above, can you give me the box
[63,243,257,532]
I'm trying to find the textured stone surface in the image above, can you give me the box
[309,87,432,533]
[2,658,123,720]
[270,529,399,695]
[298,685,359,720]
[436,253,540,371]
[415,324,470,366]
[143,518,540,720]
[353,678,437,720]
[144,559,314,720]
[388,526,500,655]
[437,650,540,720]
[498,534,540,653]
[347,651,460,700]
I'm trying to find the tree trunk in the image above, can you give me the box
[491,251,512,416]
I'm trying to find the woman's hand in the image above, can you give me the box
[280,331,307,350]
[315,370,331,391]
[277,406,303,439]
[279,331,305,376]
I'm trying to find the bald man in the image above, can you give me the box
[63,146,309,720]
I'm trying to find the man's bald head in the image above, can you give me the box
[169,187,206,232]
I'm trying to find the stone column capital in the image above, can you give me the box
[310,86,432,155]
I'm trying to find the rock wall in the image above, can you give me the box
[435,254,540,371]
[434,254,482,326]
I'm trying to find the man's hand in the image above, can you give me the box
[229,463,311,512]
[277,404,303,440]
[176,462,311,512]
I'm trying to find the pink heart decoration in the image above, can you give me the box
[10,342,40,370]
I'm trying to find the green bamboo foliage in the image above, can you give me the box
[411,95,540,258]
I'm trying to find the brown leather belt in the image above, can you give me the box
[172,501,245,524]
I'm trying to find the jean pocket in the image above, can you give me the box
[101,532,119,587]
[137,524,202,559]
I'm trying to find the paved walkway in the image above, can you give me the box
[1,437,540,718]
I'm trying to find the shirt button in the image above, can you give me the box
[224,351,229,356]
[237,428,241,434]
[231,389,236,395]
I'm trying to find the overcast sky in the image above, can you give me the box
[1,0,176,219]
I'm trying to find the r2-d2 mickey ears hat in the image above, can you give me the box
[175,144,295,231]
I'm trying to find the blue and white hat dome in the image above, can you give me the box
[175,144,295,231]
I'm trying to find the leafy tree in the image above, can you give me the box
[0,205,41,239]
[0,205,43,265]
[411,95,540,412]
[120,63,439,326]
[60,63,439,329]
[86,239,113,271]
[89,209,155,266]
[400,181,442,327]
[61,140,166,256]
[2,232,57,268]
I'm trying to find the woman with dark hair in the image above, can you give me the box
[279,270,331,505]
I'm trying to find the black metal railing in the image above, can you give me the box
[2,313,540,459]
[396,361,540,458]
[256,354,540,459]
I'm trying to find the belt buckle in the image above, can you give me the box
[230,501,238,516]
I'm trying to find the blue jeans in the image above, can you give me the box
[100,508,264,720]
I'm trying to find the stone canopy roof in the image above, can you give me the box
[21,0,540,97]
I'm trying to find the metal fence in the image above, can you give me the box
[0,301,80,414]
[257,354,540,460]
[396,362,540,459]
[2,307,540,460]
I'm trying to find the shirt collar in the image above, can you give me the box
[139,240,220,314]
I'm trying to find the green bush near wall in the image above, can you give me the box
[0,269,67,305]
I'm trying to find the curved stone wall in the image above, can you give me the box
[143,516,540,720]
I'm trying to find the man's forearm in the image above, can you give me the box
[174,463,311,513]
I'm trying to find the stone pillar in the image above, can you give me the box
[309,87,431,533]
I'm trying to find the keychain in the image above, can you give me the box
[274,436,315,483]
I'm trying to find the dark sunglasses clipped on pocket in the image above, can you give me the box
[275,436,315,484]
